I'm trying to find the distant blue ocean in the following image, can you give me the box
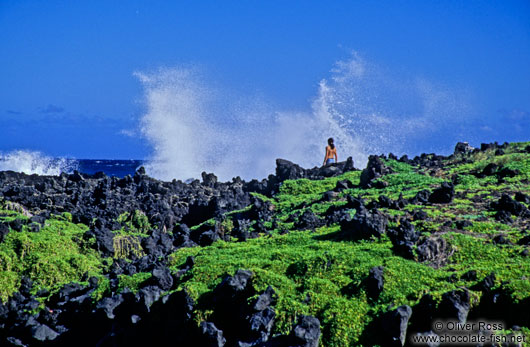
[76,159,144,178]
[0,151,144,178]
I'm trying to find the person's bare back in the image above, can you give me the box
[323,138,338,166]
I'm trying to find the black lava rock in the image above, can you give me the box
[365,266,384,300]
[437,289,470,323]
[291,315,321,347]
[199,321,226,347]
[428,182,454,204]
[380,305,412,347]
[416,237,452,267]
[340,207,388,240]
[295,210,324,230]
[360,155,392,188]
[388,220,420,259]
[492,194,530,218]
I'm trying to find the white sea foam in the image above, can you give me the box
[136,53,471,181]
[0,150,77,175]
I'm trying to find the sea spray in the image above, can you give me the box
[135,67,364,181]
[0,150,77,176]
[136,53,471,181]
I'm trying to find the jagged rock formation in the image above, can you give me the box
[1,141,530,346]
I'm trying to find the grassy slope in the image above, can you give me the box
[1,142,529,346]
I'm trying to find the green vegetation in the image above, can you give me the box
[117,272,152,293]
[113,234,145,259]
[169,228,463,345]
[115,210,151,237]
[0,142,529,345]
[0,212,105,302]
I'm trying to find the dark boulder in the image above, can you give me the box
[212,269,254,308]
[199,230,220,246]
[342,156,355,172]
[437,289,470,323]
[0,223,10,243]
[199,322,226,347]
[8,218,26,232]
[248,196,275,221]
[454,142,474,155]
[95,294,124,319]
[481,142,498,151]
[495,210,514,224]
[340,208,387,240]
[137,285,162,312]
[201,172,218,188]
[388,220,420,258]
[455,220,472,229]
[416,237,453,267]
[30,323,59,342]
[324,206,351,226]
[295,210,324,230]
[428,182,454,204]
[245,307,276,344]
[515,192,530,204]
[471,272,496,293]
[84,228,114,257]
[411,210,429,221]
[149,266,174,291]
[19,277,33,296]
[518,234,530,246]
[380,305,412,347]
[334,179,354,191]
[275,159,306,181]
[481,163,498,176]
[409,190,431,205]
[497,167,520,179]
[253,286,277,312]
[461,270,477,281]
[409,294,437,333]
[492,194,530,218]
[365,266,384,300]
[492,234,512,245]
[378,195,395,209]
[318,164,342,177]
[321,190,339,202]
[360,155,392,188]
[291,315,321,347]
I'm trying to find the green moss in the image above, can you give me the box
[168,227,472,346]
[376,172,444,194]
[113,234,145,259]
[91,276,111,301]
[383,159,416,173]
[464,221,516,234]
[115,210,151,237]
[0,213,105,302]
[117,272,152,293]
[443,232,530,300]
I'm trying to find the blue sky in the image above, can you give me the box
[1,0,529,159]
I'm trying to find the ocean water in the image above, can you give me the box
[76,159,144,177]
[0,150,142,178]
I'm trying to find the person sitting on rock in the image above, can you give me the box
[323,137,338,166]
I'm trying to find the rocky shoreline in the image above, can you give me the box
[1,142,530,346]
[0,157,356,346]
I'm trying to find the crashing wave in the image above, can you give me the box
[0,150,77,176]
